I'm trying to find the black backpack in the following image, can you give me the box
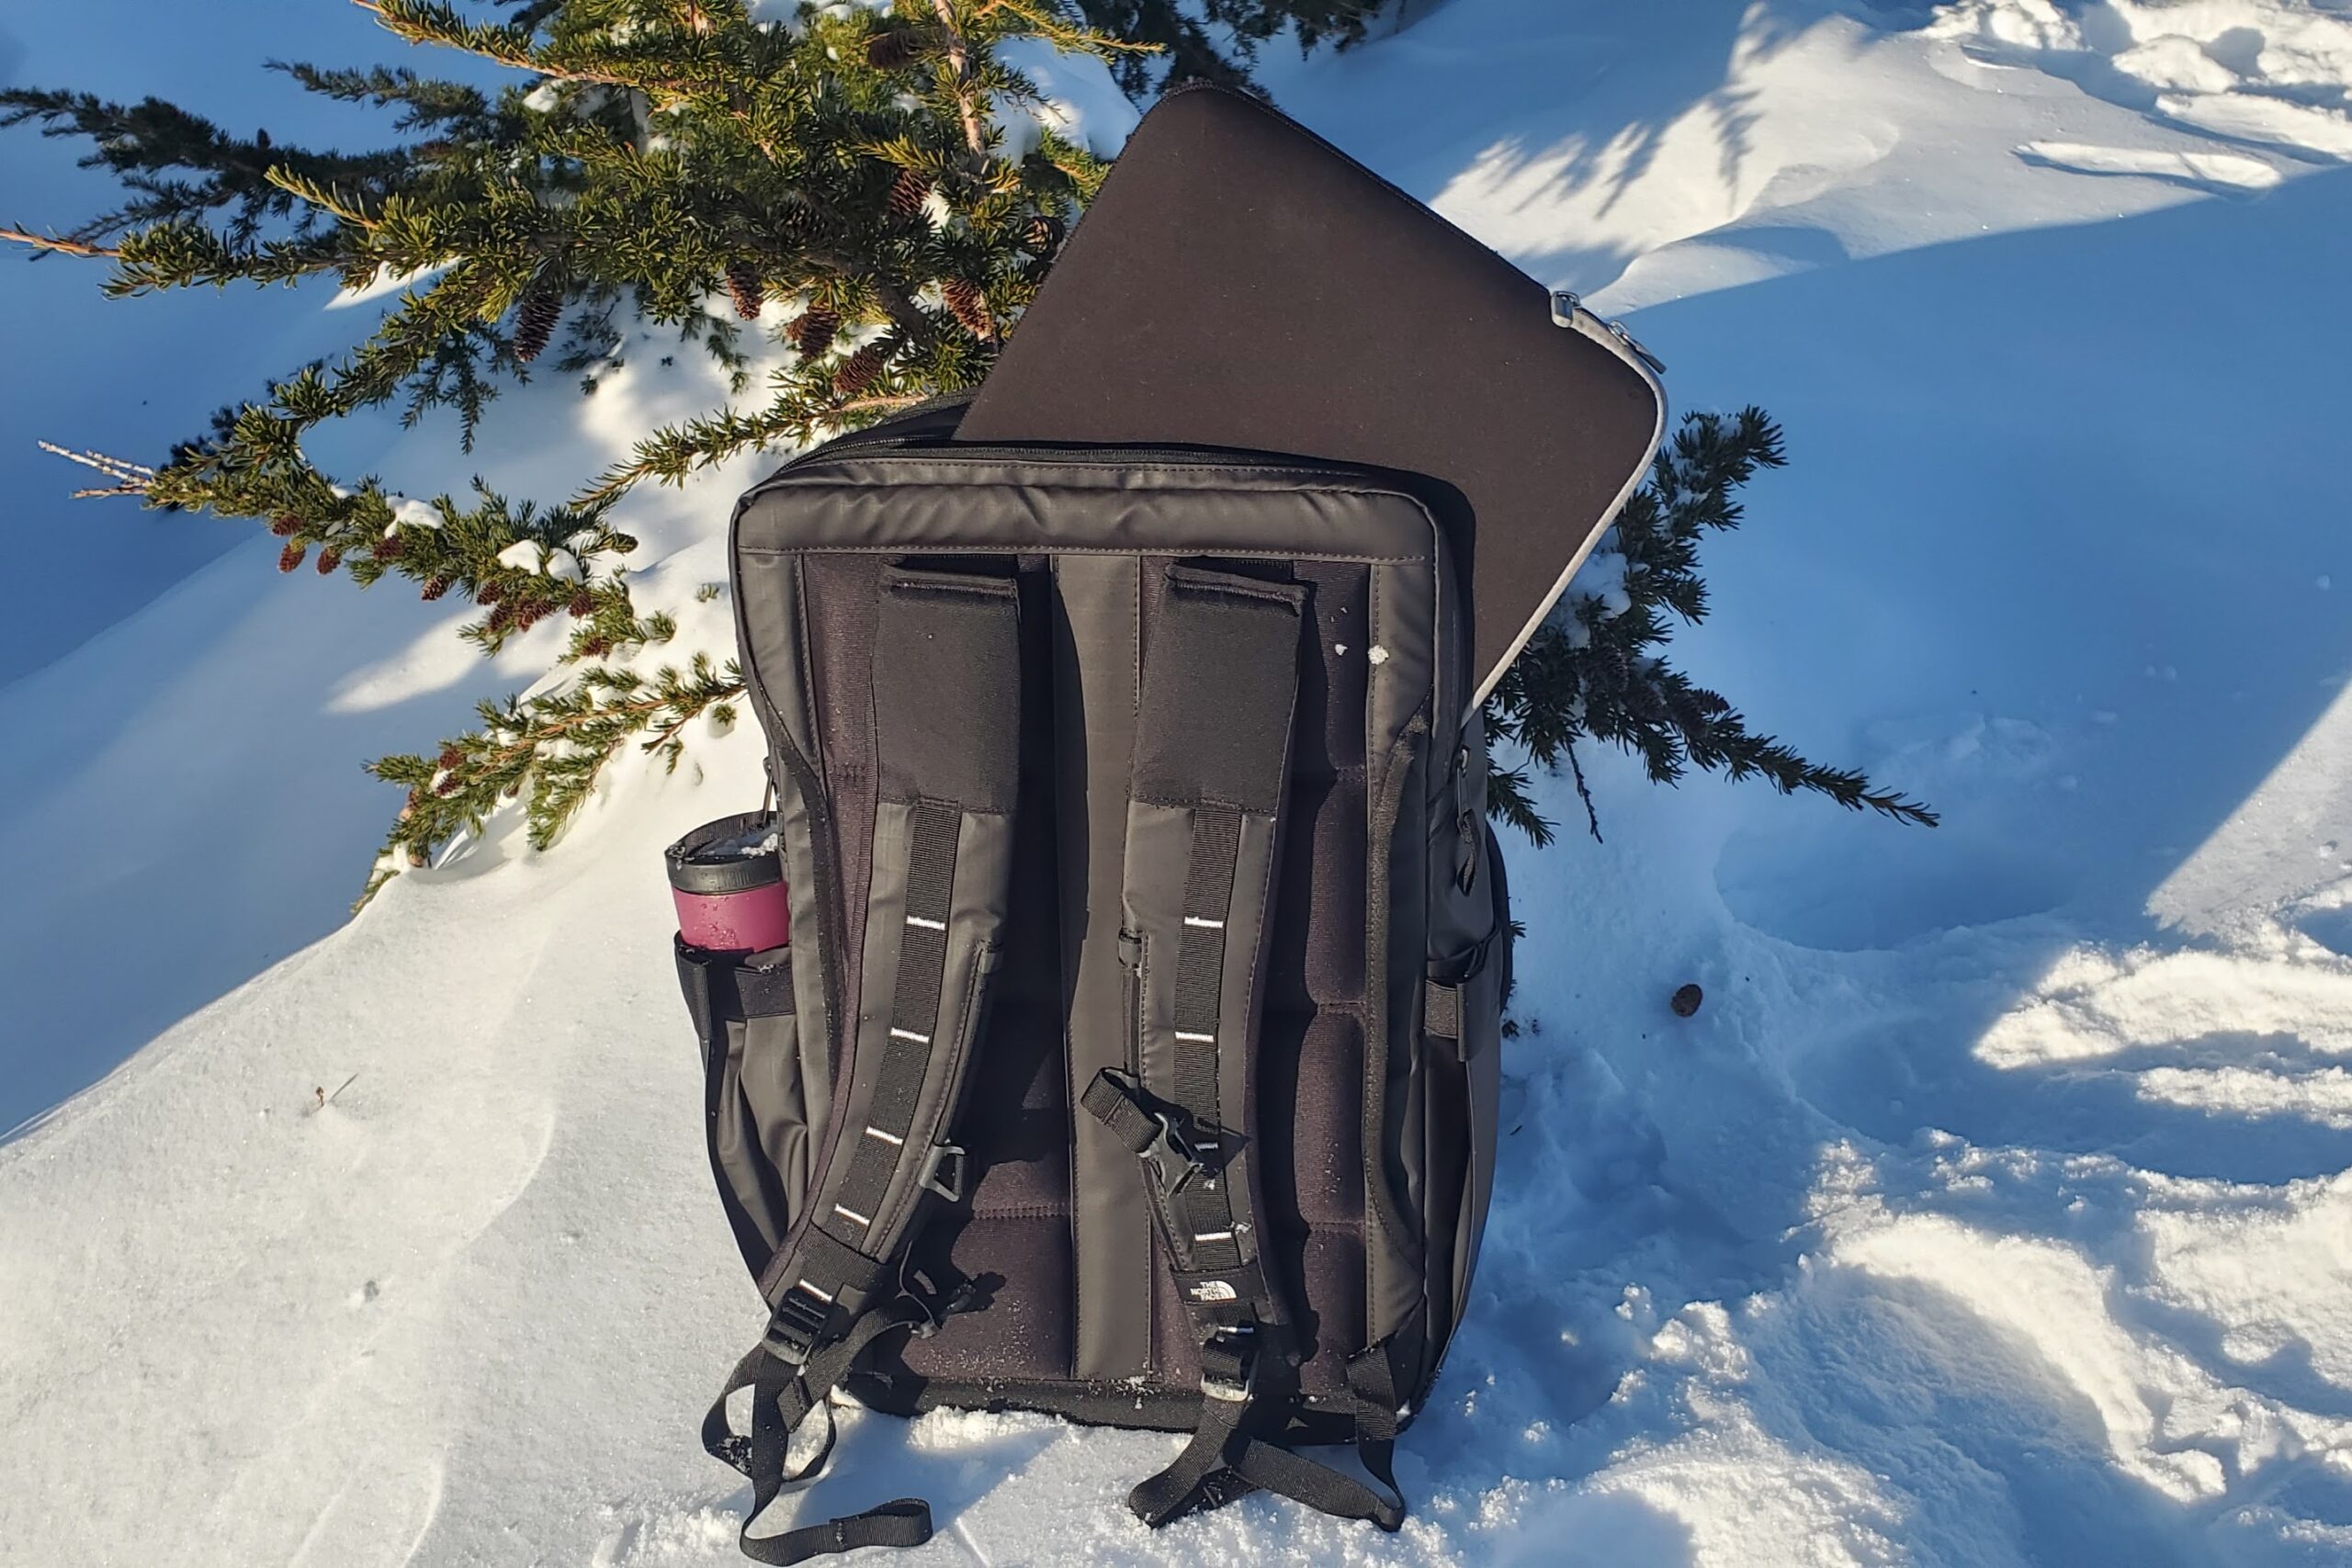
[670,394,1517,1560]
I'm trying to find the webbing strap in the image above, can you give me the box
[709,564,1019,1562]
[755,567,1018,1359]
[701,1295,951,1564]
[823,797,961,1249]
[1091,563,1400,1532]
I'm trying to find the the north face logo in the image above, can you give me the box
[1189,1280,1238,1303]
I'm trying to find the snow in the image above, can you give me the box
[6,3,2352,1563]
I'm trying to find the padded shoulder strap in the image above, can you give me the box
[707,564,1022,1562]
[1084,563,1404,1533]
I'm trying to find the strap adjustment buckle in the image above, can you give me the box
[1083,1067,1216,1201]
[1200,1325,1258,1404]
[763,1280,834,1367]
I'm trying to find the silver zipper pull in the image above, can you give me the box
[1550,290,1668,376]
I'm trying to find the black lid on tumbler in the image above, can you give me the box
[665,812,785,896]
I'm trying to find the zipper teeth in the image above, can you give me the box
[778,439,1378,478]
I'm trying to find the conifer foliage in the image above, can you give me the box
[1485,408,1936,844]
[5,0,1926,899]
[1070,0,1379,94]
[3,0,1125,894]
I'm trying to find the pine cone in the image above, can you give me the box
[831,341,890,400]
[1024,212,1065,255]
[723,259,764,321]
[478,577,505,605]
[942,278,991,339]
[578,637,611,659]
[886,167,931,220]
[316,547,342,576]
[773,200,820,248]
[375,533,404,562]
[421,575,452,602]
[568,587,596,618]
[269,513,302,537]
[865,27,921,71]
[513,282,562,364]
[487,602,516,633]
[278,542,306,573]
[436,746,464,771]
[788,305,840,359]
[434,773,462,797]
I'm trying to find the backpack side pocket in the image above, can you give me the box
[675,937,810,1281]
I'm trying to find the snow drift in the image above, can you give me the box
[6,3,2352,1563]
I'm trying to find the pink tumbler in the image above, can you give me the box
[667,813,791,954]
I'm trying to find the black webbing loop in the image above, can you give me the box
[702,1292,952,1564]
[741,1498,932,1566]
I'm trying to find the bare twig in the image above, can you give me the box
[37,441,156,498]
[929,0,989,157]
[1,225,122,259]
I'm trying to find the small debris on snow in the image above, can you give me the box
[1670,983,1704,1018]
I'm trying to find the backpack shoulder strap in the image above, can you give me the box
[1082,562,1405,1533]
[705,564,1023,1563]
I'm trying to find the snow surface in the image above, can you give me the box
[6,3,2352,1563]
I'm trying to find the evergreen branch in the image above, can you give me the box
[1485,407,1935,843]
[367,651,747,887]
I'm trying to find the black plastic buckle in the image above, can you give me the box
[1143,1108,1212,1201]
[1200,1325,1257,1404]
[763,1280,833,1367]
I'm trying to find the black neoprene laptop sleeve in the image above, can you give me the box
[958,83,1667,705]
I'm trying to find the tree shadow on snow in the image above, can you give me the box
[1432,163,2352,1555]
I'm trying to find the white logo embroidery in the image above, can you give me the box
[1189,1280,1238,1303]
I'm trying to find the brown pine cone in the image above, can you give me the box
[316,547,342,576]
[277,541,306,573]
[436,746,465,771]
[568,587,596,618]
[831,341,890,400]
[865,27,921,71]
[722,259,763,321]
[375,533,403,562]
[942,278,992,339]
[886,167,930,220]
[1024,212,1065,255]
[788,305,840,359]
[478,577,505,605]
[269,513,302,537]
[773,199,820,247]
[421,576,452,602]
[513,282,562,364]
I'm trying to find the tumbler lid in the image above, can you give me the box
[665,812,785,895]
